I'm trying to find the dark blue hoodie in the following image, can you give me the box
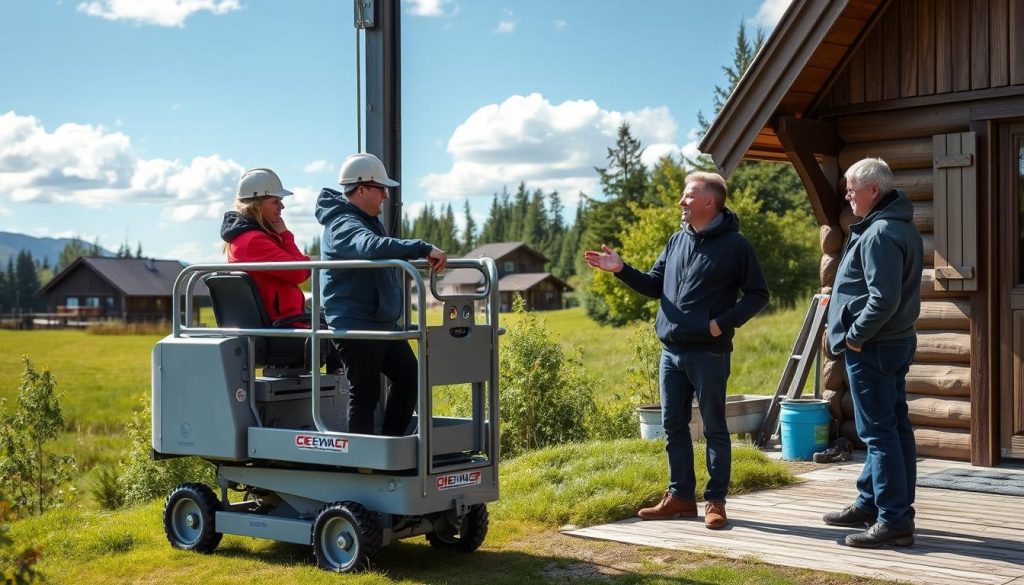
[315,187,433,330]
[615,208,769,352]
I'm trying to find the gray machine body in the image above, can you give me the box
[155,258,501,548]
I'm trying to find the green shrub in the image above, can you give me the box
[118,402,214,505]
[588,399,638,441]
[494,296,597,457]
[624,320,661,406]
[90,466,124,510]
[0,488,41,584]
[0,357,76,516]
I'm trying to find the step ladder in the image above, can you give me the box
[755,293,831,447]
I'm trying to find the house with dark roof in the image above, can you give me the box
[436,242,572,311]
[36,257,209,323]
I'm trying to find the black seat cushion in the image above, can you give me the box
[203,272,308,369]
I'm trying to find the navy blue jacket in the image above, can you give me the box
[825,190,922,354]
[616,209,769,352]
[315,188,433,330]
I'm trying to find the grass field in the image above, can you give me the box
[0,305,881,584]
[4,441,869,585]
[0,305,806,482]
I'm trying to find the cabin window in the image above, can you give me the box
[105,297,114,309]
[84,296,101,307]
[65,297,79,307]
[503,261,515,273]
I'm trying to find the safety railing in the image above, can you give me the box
[170,257,501,495]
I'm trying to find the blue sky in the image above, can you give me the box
[0,0,789,262]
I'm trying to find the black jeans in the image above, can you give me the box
[334,339,418,436]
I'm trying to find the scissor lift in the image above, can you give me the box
[152,258,500,572]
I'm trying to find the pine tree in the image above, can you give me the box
[521,189,547,250]
[4,258,15,310]
[545,191,565,268]
[135,242,144,259]
[581,122,649,253]
[57,237,97,271]
[461,199,477,253]
[508,182,530,241]
[697,21,766,134]
[438,203,458,254]
[480,193,501,243]
[0,266,9,311]
[15,250,41,311]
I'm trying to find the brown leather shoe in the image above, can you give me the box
[637,492,697,520]
[704,500,728,529]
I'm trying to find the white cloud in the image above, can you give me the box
[751,0,792,30]
[0,111,243,219]
[419,93,682,203]
[162,241,225,264]
[495,19,515,33]
[303,160,331,174]
[76,0,242,27]
[554,19,567,30]
[403,0,451,17]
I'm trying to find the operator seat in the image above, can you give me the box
[203,272,322,375]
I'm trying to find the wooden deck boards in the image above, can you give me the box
[565,455,1024,585]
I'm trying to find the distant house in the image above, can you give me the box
[436,242,572,311]
[36,257,209,323]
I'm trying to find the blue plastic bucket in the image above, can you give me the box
[779,398,830,461]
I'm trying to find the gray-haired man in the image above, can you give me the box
[823,157,923,548]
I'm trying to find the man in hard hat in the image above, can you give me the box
[315,152,447,436]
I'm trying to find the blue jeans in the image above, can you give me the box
[659,347,731,501]
[844,337,917,529]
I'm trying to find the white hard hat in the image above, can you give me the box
[338,153,399,188]
[236,168,293,200]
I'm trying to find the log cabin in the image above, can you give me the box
[700,0,1024,465]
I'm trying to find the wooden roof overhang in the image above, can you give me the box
[698,0,885,177]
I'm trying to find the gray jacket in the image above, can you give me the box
[826,190,923,354]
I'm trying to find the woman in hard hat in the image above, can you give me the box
[220,167,343,371]
[221,167,310,322]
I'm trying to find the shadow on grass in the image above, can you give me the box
[209,538,735,584]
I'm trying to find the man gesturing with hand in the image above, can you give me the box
[586,172,768,529]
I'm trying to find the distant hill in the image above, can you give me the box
[0,231,113,267]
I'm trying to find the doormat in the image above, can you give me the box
[916,468,1024,497]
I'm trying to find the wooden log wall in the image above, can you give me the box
[834,120,974,460]
[821,0,1024,109]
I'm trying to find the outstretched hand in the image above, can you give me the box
[427,246,448,272]
[584,245,624,273]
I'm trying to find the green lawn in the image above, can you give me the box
[0,306,883,584]
[3,440,883,585]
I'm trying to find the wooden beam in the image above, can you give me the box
[971,118,998,466]
[773,116,842,226]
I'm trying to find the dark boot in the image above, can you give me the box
[845,521,914,548]
[637,492,697,520]
[823,504,876,527]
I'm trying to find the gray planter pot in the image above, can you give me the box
[637,394,773,441]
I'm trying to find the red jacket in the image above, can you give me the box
[226,229,310,323]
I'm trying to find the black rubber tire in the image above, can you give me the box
[163,483,223,553]
[426,503,489,553]
[311,501,381,573]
